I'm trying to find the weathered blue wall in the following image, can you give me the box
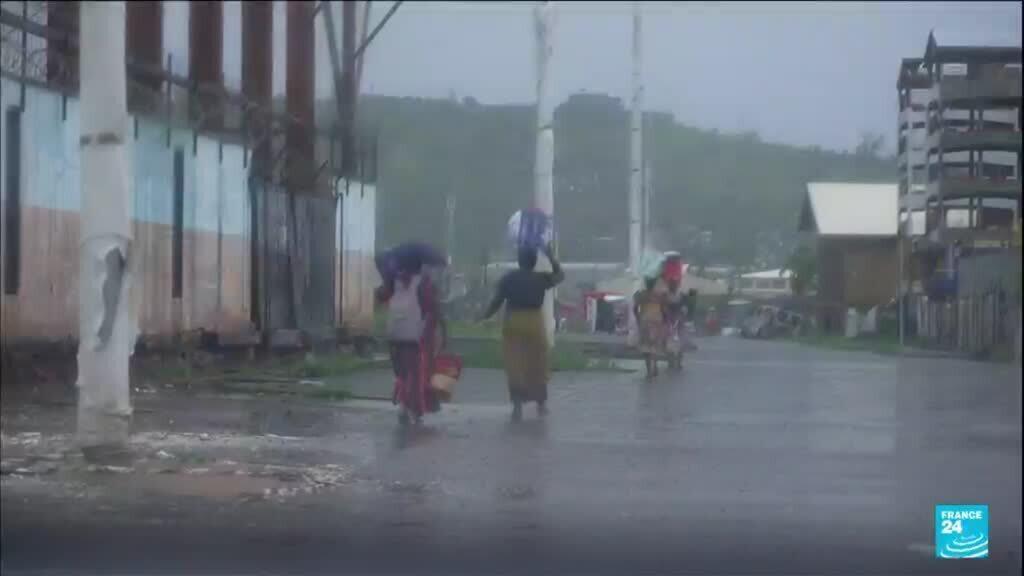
[1,78,253,341]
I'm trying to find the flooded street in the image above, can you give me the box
[2,338,1021,575]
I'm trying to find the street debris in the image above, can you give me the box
[3,424,363,505]
[263,433,302,441]
[305,464,352,487]
[86,464,134,474]
[3,432,42,446]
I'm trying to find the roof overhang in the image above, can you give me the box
[800,182,899,238]
[924,30,1022,65]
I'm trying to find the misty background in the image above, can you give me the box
[324,1,1021,271]
[351,1,1021,152]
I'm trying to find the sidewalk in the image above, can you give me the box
[0,386,389,504]
[0,359,643,510]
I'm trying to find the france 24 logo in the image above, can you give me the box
[935,505,989,559]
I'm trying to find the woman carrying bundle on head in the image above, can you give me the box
[376,247,446,425]
[480,243,564,422]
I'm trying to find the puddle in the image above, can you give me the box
[386,481,432,495]
[499,485,536,501]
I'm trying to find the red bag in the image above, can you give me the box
[663,258,683,283]
[430,354,463,402]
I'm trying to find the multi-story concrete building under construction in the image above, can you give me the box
[0,1,382,350]
[897,30,1021,356]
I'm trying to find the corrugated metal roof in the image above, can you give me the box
[801,182,898,238]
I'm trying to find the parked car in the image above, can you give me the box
[741,305,806,339]
[741,306,777,338]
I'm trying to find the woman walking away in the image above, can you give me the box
[480,244,564,421]
[634,276,667,380]
[662,268,685,370]
[376,253,444,425]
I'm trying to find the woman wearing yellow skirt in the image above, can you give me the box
[634,276,668,380]
[480,244,565,421]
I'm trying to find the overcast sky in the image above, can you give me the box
[342,1,1021,153]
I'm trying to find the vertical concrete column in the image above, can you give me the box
[190,1,224,131]
[126,1,163,113]
[285,0,335,340]
[76,1,136,458]
[242,1,273,332]
[286,0,315,188]
[534,1,556,347]
[242,1,273,175]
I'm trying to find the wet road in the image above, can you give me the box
[3,338,1022,575]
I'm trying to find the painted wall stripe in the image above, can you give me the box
[1,78,250,235]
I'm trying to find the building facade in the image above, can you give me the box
[0,1,379,347]
[897,58,931,237]
[798,182,900,334]
[737,269,793,300]
[896,32,1022,353]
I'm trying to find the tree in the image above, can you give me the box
[346,94,896,271]
[855,132,886,159]
[784,244,817,296]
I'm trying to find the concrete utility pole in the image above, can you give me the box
[643,158,652,249]
[322,4,346,144]
[321,1,358,178]
[446,195,457,267]
[76,1,136,457]
[628,1,643,275]
[534,1,556,346]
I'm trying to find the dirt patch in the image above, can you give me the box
[135,473,284,501]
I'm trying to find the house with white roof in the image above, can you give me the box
[798,182,900,333]
[737,268,794,299]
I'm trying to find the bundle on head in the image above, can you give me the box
[397,252,423,276]
[662,257,683,284]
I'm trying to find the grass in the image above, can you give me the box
[374,311,501,341]
[213,378,354,401]
[136,351,388,402]
[448,319,501,340]
[280,354,387,380]
[447,338,623,372]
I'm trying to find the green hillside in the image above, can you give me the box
[347,93,895,272]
